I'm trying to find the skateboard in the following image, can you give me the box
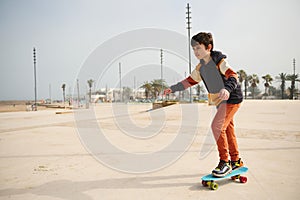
[201,167,248,190]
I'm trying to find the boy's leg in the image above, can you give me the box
[225,107,240,162]
[211,103,240,162]
[211,103,228,162]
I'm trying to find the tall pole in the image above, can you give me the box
[160,49,164,101]
[293,58,296,76]
[293,58,296,100]
[105,84,108,102]
[68,86,72,106]
[77,79,80,108]
[49,84,52,104]
[134,76,136,100]
[119,62,122,102]
[186,3,192,103]
[295,59,299,93]
[33,47,37,111]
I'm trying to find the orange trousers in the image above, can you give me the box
[211,103,241,162]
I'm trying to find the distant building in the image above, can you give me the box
[91,88,147,103]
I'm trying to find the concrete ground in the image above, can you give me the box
[0,100,299,200]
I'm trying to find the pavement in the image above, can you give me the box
[0,100,299,200]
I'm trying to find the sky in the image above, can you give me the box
[0,0,299,101]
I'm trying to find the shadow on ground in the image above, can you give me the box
[0,174,203,200]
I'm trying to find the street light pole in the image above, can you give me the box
[293,58,296,100]
[77,79,80,108]
[119,62,122,102]
[293,58,296,76]
[186,3,192,103]
[160,49,164,101]
[33,47,37,111]
[49,84,52,104]
[134,76,136,100]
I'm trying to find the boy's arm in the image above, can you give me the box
[218,59,238,93]
[169,65,202,93]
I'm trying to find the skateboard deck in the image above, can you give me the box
[201,167,248,190]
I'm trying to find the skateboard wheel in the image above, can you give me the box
[207,181,211,187]
[202,180,208,187]
[210,182,218,190]
[239,176,247,183]
[231,175,240,180]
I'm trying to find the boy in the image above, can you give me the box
[164,32,244,177]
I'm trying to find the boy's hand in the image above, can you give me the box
[219,89,230,100]
[164,88,172,95]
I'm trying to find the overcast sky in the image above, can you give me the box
[0,0,299,101]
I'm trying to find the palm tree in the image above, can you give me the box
[87,79,94,103]
[248,74,259,99]
[61,83,66,104]
[237,70,248,99]
[140,80,168,100]
[262,74,273,95]
[151,79,168,99]
[286,74,300,99]
[276,73,287,99]
[140,81,152,99]
[244,75,250,99]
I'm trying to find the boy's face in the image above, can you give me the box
[192,43,211,60]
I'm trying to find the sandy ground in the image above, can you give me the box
[0,101,57,113]
[0,100,299,200]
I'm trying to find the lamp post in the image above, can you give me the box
[119,62,122,102]
[33,47,37,111]
[292,58,296,100]
[186,3,192,103]
[77,79,80,108]
[160,49,164,101]
[293,58,296,76]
